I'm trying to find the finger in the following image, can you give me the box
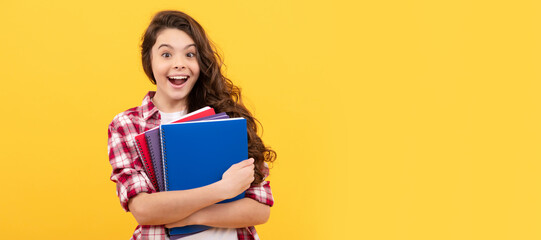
[237,158,254,168]
[243,158,254,165]
[247,161,255,170]
[239,162,255,172]
[229,159,250,170]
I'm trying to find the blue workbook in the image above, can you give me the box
[160,117,248,235]
[146,112,230,192]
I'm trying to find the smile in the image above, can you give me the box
[168,75,189,87]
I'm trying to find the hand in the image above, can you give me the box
[220,158,255,199]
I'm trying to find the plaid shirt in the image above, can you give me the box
[108,91,274,240]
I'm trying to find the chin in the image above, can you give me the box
[174,90,193,99]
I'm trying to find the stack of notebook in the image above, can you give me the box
[134,107,248,237]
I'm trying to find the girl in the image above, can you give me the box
[108,10,276,240]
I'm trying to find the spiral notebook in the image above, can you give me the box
[145,112,229,191]
[133,106,215,190]
[160,117,248,235]
[134,132,158,190]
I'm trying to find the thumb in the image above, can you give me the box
[239,158,254,167]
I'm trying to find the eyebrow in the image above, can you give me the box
[158,43,197,50]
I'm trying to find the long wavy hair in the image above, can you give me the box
[141,10,276,184]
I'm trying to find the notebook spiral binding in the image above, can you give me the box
[135,137,158,190]
[161,128,168,191]
[145,134,160,191]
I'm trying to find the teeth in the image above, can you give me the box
[169,76,188,80]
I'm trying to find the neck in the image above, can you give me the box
[152,92,188,113]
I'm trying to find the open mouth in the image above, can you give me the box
[168,75,189,86]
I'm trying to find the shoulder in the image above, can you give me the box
[109,106,144,132]
[108,91,159,139]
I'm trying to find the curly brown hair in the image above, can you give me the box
[141,10,276,184]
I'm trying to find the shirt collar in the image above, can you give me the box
[141,91,160,121]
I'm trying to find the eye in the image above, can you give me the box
[186,52,196,58]
[161,52,171,58]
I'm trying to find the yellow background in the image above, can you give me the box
[1,0,540,239]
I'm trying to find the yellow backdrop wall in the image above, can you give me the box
[1,0,540,239]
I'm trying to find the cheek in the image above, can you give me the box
[190,62,201,76]
[151,61,167,76]
[152,67,169,86]
[150,52,165,73]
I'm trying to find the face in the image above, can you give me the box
[151,28,200,110]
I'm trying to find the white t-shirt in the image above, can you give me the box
[160,110,186,124]
[160,110,238,240]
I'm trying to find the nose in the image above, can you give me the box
[173,56,186,70]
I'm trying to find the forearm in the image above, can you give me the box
[166,198,270,229]
[129,181,228,226]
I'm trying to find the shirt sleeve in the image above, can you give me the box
[108,118,155,212]
[244,163,274,207]
[245,181,274,207]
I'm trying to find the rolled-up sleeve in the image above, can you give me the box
[245,181,274,207]
[245,163,274,206]
[108,118,155,212]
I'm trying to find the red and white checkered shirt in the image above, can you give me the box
[108,91,274,240]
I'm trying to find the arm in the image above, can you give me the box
[129,158,255,226]
[129,181,228,225]
[108,117,255,226]
[165,180,275,229]
[165,198,270,228]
